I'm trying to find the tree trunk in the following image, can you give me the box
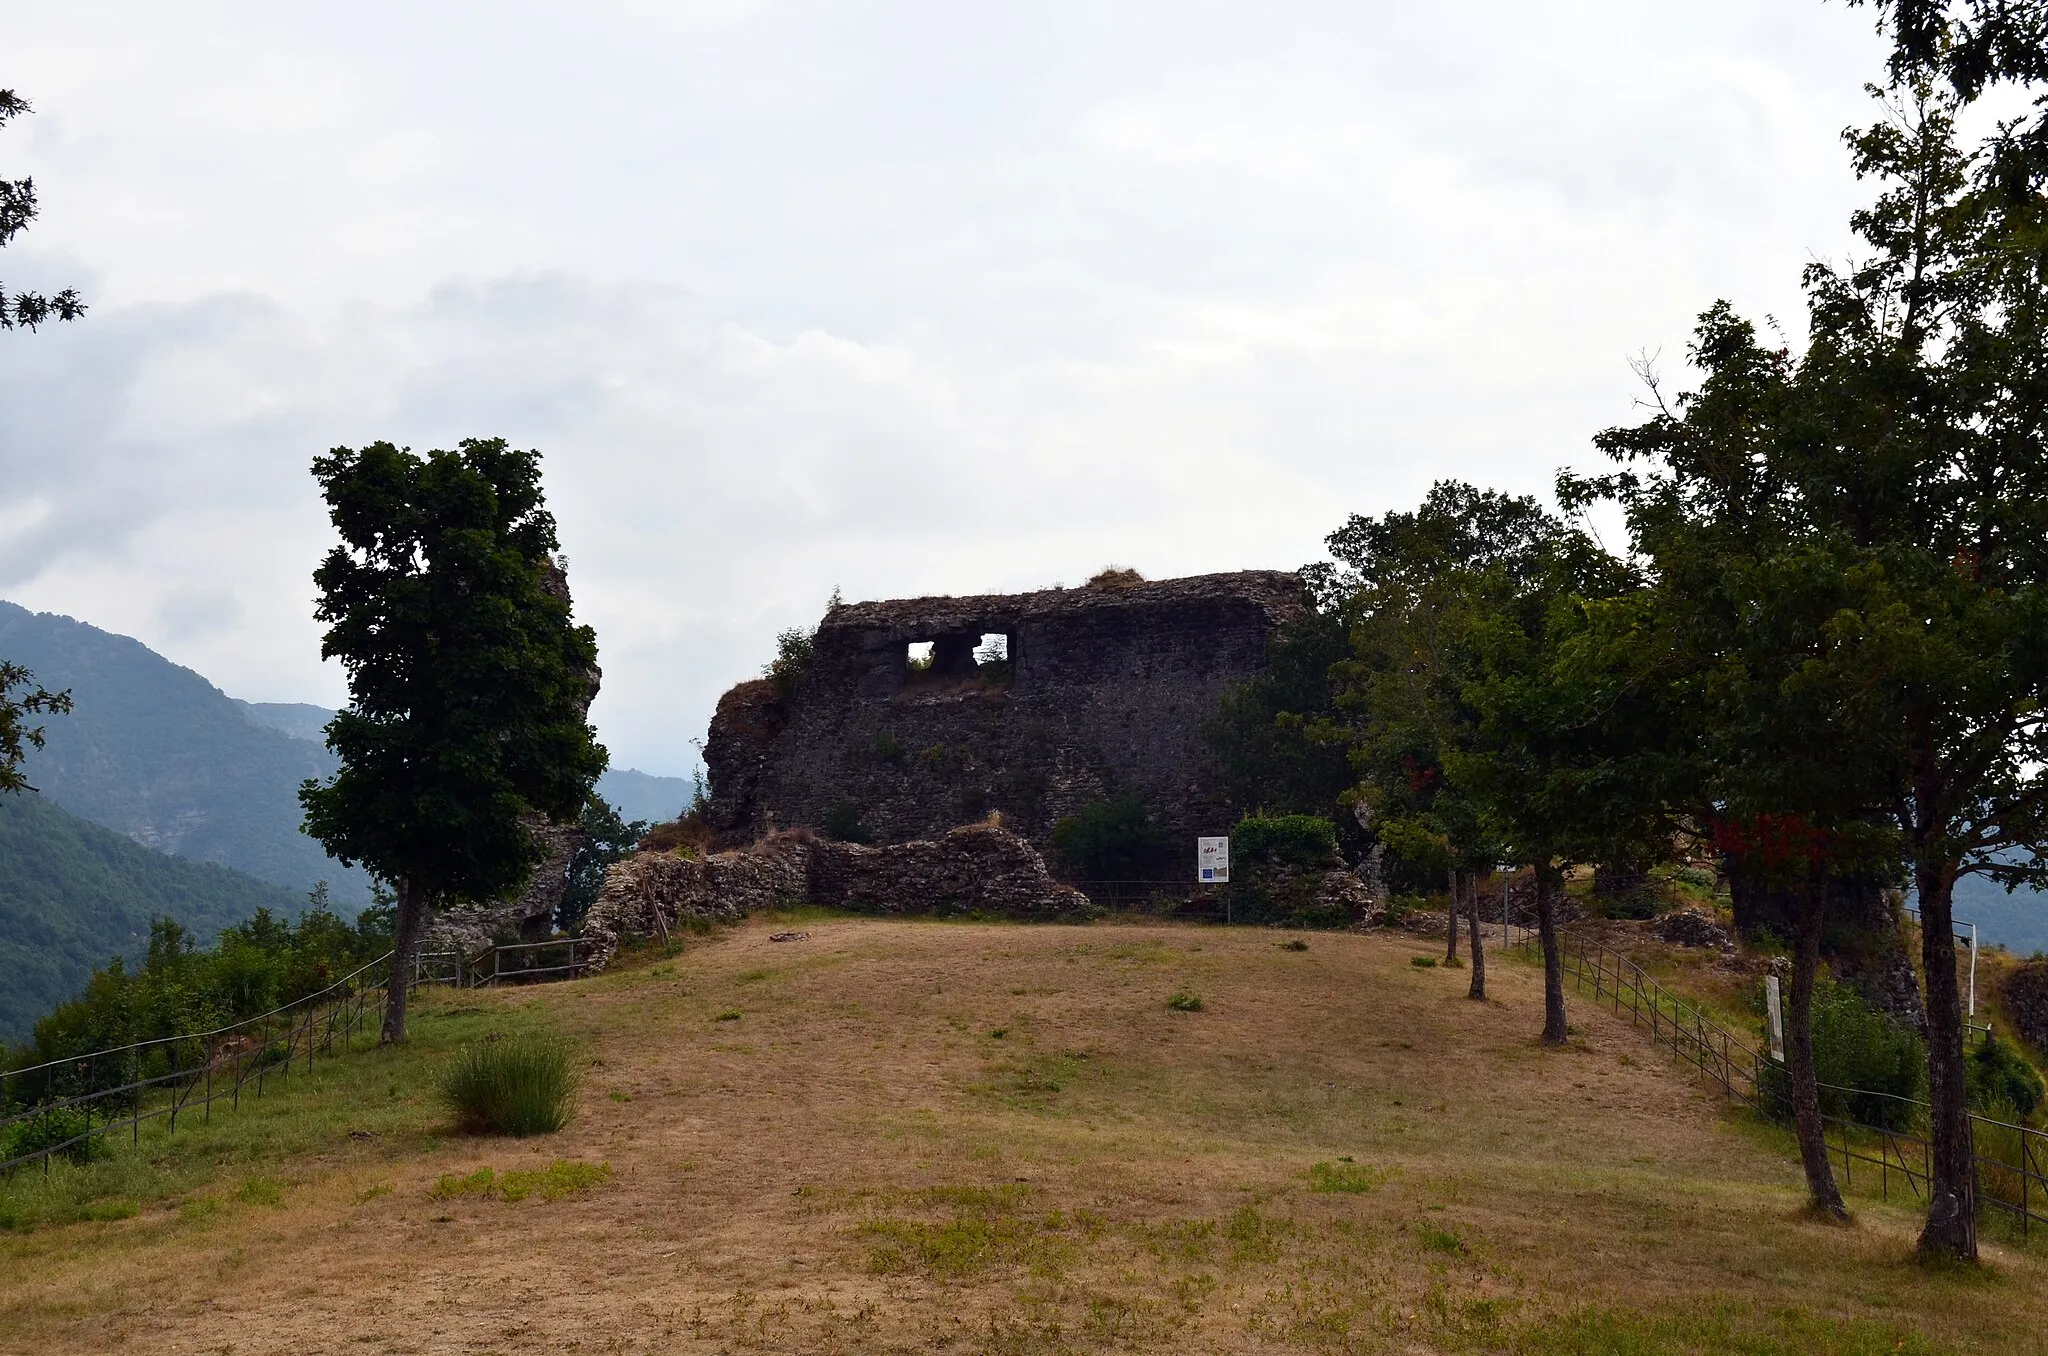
[381,876,427,1045]
[1788,874,1848,1220]
[1915,856,1977,1261]
[1536,865,1567,1044]
[1445,868,1461,962]
[1467,870,1487,1000]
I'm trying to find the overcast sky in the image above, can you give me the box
[1,1,1893,777]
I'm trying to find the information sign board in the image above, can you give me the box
[1197,836,1230,884]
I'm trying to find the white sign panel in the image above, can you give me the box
[1765,975,1786,1064]
[1198,836,1230,884]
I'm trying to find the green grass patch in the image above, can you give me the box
[429,1160,613,1203]
[1410,956,1438,969]
[714,1009,743,1021]
[1166,991,1205,1012]
[438,1034,582,1137]
[1306,1159,1388,1193]
[0,989,537,1232]
[1415,1223,1466,1254]
[1514,1302,1956,1355]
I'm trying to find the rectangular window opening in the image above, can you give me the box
[976,632,1013,682]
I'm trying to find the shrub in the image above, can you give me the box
[2,1104,101,1165]
[438,1035,581,1136]
[1757,978,1924,1130]
[822,799,875,845]
[1051,795,1165,880]
[1166,991,1204,1012]
[764,626,815,696]
[1968,1033,2044,1119]
[1230,815,1338,871]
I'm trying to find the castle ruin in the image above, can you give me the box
[703,570,1306,857]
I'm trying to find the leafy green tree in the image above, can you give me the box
[1323,483,1613,1021]
[555,796,651,933]
[1580,27,2048,1251]
[300,439,606,1043]
[0,89,80,792]
[1203,606,1353,822]
[0,660,70,794]
[0,89,85,331]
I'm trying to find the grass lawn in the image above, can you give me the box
[3,916,2045,1353]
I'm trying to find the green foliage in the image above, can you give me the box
[1165,991,1204,1012]
[1050,794,1164,880]
[1203,608,1353,820]
[1230,815,1337,871]
[302,438,607,911]
[1,1104,99,1165]
[0,90,86,331]
[437,1034,581,1136]
[765,626,815,696]
[0,790,321,1043]
[1757,978,1926,1129]
[556,795,650,933]
[1967,1034,2044,1119]
[822,798,875,845]
[0,660,69,796]
[13,888,392,1068]
[0,600,374,905]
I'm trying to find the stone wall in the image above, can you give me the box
[703,570,1306,854]
[581,822,1093,967]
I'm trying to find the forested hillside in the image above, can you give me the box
[0,601,373,904]
[0,789,306,1041]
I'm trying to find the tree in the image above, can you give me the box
[0,661,71,793]
[1325,483,1612,1041]
[1579,47,2048,1253]
[0,89,81,786]
[556,795,651,933]
[300,439,606,1043]
[1,90,85,331]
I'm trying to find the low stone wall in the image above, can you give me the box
[581,823,1092,968]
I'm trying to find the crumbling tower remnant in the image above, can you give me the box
[703,570,1306,853]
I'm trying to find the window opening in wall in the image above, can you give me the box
[976,633,1013,683]
[906,641,934,674]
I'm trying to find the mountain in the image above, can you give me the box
[1950,876,2048,958]
[0,789,308,1041]
[0,601,373,905]
[233,700,335,743]
[593,767,695,825]
[237,697,694,826]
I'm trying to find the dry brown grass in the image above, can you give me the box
[5,917,2046,1353]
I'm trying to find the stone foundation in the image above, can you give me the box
[581,822,1093,967]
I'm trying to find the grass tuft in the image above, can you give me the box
[429,1160,613,1203]
[1307,1160,1389,1194]
[437,1034,581,1136]
[1166,991,1205,1012]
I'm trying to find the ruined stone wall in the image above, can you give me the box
[703,571,1305,854]
[581,823,1093,966]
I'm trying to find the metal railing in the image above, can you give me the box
[4,935,598,1178]
[0,951,392,1176]
[414,937,594,988]
[1551,929,2048,1235]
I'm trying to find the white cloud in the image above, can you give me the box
[0,0,1896,775]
